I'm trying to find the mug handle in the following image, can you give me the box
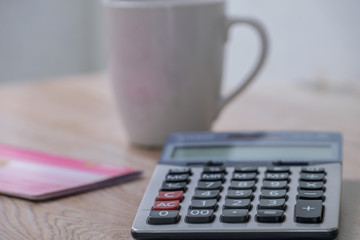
[216,17,268,116]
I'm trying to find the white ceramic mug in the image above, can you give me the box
[104,0,268,146]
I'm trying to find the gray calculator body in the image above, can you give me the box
[131,131,342,239]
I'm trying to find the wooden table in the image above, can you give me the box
[0,74,359,239]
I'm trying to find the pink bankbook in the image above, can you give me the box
[0,144,141,200]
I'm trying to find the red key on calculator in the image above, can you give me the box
[157,191,183,201]
[153,200,180,210]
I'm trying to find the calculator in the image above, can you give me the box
[131,131,342,240]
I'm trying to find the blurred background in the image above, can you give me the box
[0,0,359,86]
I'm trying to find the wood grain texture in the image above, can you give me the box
[0,74,359,239]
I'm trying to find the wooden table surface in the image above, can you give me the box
[0,74,359,240]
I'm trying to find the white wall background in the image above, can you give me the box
[0,0,359,84]
[224,0,360,87]
[0,0,104,83]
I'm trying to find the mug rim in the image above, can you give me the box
[103,0,224,8]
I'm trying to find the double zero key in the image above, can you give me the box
[186,209,215,223]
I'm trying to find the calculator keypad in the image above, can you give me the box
[148,166,330,226]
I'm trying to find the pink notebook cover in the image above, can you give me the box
[0,144,141,200]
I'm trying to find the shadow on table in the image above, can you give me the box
[338,179,360,240]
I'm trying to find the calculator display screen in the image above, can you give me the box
[171,145,334,160]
